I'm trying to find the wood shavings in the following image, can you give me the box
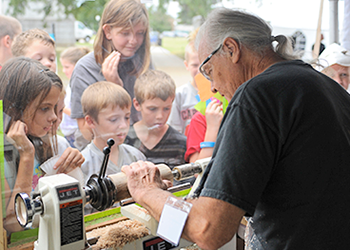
[87,219,149,249]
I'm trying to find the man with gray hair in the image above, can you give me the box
[122,8,350,250]
[0,15,22,70]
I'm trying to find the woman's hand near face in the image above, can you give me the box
[54,147,85,173]
[7,120,34,156]
[102,51,124,86]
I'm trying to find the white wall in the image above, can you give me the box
[2,0,76,46]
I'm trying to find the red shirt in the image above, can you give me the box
[185,112,207,162]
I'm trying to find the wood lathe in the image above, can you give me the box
[13,139,211,250]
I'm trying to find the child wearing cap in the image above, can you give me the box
[317,43,350,90]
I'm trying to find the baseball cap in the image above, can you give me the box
[317,43,350,70]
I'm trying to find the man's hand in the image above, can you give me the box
[122,161,170,203]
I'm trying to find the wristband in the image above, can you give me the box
[200,141,215,148]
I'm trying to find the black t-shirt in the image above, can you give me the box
[199,60,350,249]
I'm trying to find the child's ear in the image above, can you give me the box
[102,24,112,40]
[3,35,12,48]
[85,115,96,128]
[133,98,142,112]
[184,60,189,69]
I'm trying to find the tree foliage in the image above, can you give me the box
[6,0,262,31]
[147,5,173,33]
[72,0,107,31]
[7,0,30,16]
[176,0,221,24]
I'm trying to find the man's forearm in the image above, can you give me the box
[136,187,173,221]
[139,189,244,250]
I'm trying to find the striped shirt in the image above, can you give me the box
[125,125,187,169]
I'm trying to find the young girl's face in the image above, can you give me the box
[60,58,75,80]
[25,40,57,72]
[22,87,60,137]
[104,22,146,59]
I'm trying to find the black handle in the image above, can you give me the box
[98,138,115,181]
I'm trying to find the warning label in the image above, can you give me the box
[60,199,84,246]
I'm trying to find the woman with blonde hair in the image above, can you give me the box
[70,0,151,148]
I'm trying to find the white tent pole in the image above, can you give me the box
[329,0,339,44]
[342,0,350,50]
[313,0,324,59]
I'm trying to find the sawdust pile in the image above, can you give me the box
[87,219,149,249]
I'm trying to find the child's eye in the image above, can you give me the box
[125,116,130,120]
[137,32,144,36]
[41,107,49,112]
[164,107,170,111]
[122,31,130,36]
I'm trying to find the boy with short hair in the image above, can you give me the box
[11,28,72,153]
[167,28,199,134]
[81,81,146,184]
[11,28,56,72]
[125,70,187,172]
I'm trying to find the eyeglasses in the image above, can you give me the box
[199,44,222,81]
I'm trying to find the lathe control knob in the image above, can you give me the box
[15,192,43,228]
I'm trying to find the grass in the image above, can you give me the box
[160,37,188,59]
